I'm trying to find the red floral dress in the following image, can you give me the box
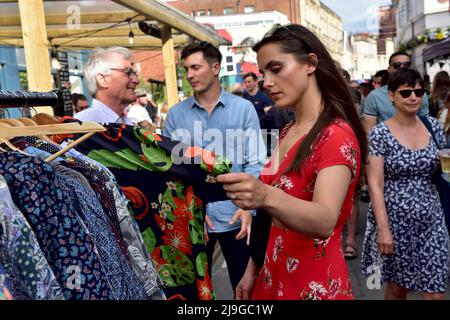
[252,120,360,300]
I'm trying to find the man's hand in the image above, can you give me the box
[229,209,252,245]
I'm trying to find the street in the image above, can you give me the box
[212,200,450,300]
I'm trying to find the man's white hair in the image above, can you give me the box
[83,46,132,96]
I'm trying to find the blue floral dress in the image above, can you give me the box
[362,116,450,293]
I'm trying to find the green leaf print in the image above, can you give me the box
[87,148,157,171]
[195,252,207,277]
[141,227,157,253]
[160,246,195,285]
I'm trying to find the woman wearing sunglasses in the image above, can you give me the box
[216,24,367,300]
[362,68,449,300]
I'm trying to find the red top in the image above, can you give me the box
[252,120,360,300]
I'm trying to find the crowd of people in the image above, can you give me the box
[27,22,450,300]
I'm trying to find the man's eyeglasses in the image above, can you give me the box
[109,67,139,78]
[391,61,412,69]
[397,88,425,98]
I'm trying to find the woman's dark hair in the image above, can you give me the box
[252,24,368,174]
[387,68,424,92]
[430,70,450,106]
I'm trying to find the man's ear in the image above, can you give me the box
[96,73,108,90]
[212,62,221,76]
[305,53,318,75]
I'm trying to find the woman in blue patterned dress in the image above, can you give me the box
[362,68,449,299]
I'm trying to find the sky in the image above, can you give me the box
[321,0,392,33]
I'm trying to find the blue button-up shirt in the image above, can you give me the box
[75,99,133,125]
[163,89,266,232]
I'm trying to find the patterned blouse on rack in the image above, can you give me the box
[21,136,164,299]
[0,262,13,300]
[0,174,64,300]
[0,153,112,300]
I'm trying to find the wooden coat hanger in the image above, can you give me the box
[0,118,26,127]
[17,117,60,146]
[0,121,106,162]
[0,122,29,155]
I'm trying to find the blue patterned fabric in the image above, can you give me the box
[0,262,14,300]
[362,116,450,293]
[22,136,163,299]
[52,164,147,300]
[0,175,64,300]
[0,152,112,300]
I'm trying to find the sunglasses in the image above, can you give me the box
[263,24,314,60]
[391,61,412,69]
[109,67,139,78]
[397,88,425,98]
[265,24,295,38]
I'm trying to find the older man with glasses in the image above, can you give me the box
[362,51,429,134]
[75,46,139,124]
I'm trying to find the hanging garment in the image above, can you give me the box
[19,136,164,299]
[0,152,112,300]
[0,262,13,300]
[74,124,231,300]
[0,175,64,300]
[12,143,147,299]
[52,164,148,300]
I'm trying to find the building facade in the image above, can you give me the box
[166,0,301,23]
[392,0,450,80]
[167,0,344,64]
[195,11,290,88]
[342,32,395,81]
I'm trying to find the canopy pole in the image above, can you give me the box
[18,0,54,115]
[161,24,179,108]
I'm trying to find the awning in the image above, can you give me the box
[423,38,450,62]
[0,0,231,112]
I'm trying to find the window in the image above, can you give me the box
[223,7,234,15]
[197,10,205,16]
[226,56,233,63]
[244,5,255,13]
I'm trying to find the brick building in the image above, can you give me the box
[167,0,301,24]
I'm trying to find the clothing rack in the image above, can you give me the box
[0,90,65,115]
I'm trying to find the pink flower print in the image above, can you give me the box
[273,235,283,262]
[277,282,284,297]
[263,267,273,289]
[279,176,294,190]
[308,281,328,300]
[286,257,299,274]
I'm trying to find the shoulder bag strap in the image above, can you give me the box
[419,115,440,149]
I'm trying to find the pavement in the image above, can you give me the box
[211,200,450,300]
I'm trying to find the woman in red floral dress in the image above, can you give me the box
[216,24,368,300]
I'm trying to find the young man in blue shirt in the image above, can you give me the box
[242,72,273,120]
[163,42,266,294]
